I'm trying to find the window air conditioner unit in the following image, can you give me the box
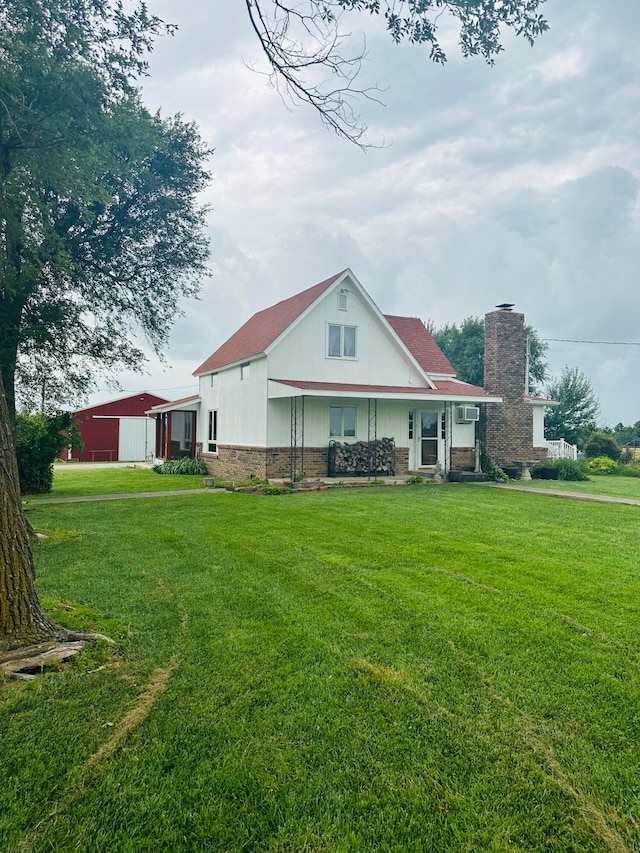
[456,406,480,423]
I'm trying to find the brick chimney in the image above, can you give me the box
[482,308,545,468]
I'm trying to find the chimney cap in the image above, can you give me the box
[495,303,515,311]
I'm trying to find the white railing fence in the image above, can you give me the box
[546,438,578,460]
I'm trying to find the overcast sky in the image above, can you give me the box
[93,0,640,426]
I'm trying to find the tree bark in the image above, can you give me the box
[0,370,55,649]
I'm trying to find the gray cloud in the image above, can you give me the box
[87,0,640,426]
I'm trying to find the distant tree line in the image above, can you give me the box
[428,317,548,391]
[611,421,640,447]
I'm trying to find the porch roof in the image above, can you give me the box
[146,394,201,415]
[268,379,501,403]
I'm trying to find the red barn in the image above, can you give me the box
[62,392,169,462]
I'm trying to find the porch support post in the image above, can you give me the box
[165,412,172,460]
[290,396,305,481]
[154,415,161,459]
[445,401,452,474]
[367,398,378,479]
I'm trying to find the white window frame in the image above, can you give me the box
[327,323,357,359]
[329,405,357,438]
[240,362,250,380]
[207,410,218,453]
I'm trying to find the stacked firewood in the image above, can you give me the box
[331,437,395,476]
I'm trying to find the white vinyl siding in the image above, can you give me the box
[198,358,268,448]
[268,283,426,387]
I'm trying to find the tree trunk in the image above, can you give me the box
[0,370,55,649]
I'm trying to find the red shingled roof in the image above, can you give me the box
[384,315,454,376]
[193,271,346,375]
[193,271,459,381]
[147,393,200,413]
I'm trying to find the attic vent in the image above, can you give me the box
[456,406,480,423]
[337,289,348,311]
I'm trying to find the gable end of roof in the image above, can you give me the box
[193,270,347,375]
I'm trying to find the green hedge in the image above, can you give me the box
[532,458,589,481]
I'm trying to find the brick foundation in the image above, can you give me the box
[450,447,475,471]
[202,444,410,480]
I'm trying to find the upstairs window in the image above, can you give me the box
[210,372,218,387]
[240,362,250,380]
[327,324,357,359]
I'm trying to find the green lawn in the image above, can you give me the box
[2,485,640,851]
[506,473,640,500]
[28,464,209,498]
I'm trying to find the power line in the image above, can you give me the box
[93,383,198,394]
[543,338,640,346]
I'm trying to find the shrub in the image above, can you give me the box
[531,463,556,480]
[480,447,508,483]
[585,456,617,475]
[554,457,589,480]
[615,462,640,478]
[406,475,425,485]
[583,431,621,461]
[532,458,588,481]
[153,457,208,475]
[16,410,82,494]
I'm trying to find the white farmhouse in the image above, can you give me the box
[150,269,549,480]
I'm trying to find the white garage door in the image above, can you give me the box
[118,417,155,461]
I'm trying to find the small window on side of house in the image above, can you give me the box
[208,410,218,453]
[210,372,218,387]
[441,411,446,439]
[240,362,250,380]
[408,411,414,440]
[338,290,348,311]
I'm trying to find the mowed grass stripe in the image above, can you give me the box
[3,486,639,851]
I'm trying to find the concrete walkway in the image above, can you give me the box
[27,481,640,507]
[486,482,640,506]
[27,489,225,504]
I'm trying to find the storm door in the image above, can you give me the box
[420,411,439,466]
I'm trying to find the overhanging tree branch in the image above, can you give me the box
[246,0,548,145]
